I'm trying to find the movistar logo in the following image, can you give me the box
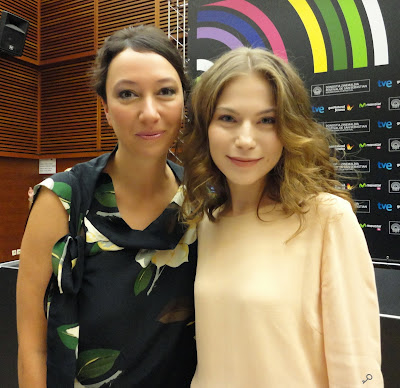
[359,103,366,108]
[359,183,366,188]
[359,143,367,148]
[360,223,367,228]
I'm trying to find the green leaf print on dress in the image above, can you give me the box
[134,264,154,296]
[157,297,194,324]
[52,240,77,276]
[57,323,79,350]
[135,224,197,295]
[94,182,117,207]
[39,178,72,213]
[76,348,121,384]
[85,217,123,252]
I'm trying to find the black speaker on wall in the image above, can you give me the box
[0,11,29,57]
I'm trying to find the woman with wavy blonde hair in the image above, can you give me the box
[182,47,383,387]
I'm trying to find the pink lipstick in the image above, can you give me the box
[136,131,164,140]
[227,156,262,167]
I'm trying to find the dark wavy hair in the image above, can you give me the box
[90,25,189,102]
[181,47,355,235]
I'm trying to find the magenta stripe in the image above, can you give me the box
[197,27,244,49]
[206,0,287,61]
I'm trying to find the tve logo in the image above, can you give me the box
[378,202,393,211]
[378,121,392,129]
[378,162,392,170]
[312,106,325,114]
[378,80,392,88]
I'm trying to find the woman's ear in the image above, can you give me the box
[101,98,113,127]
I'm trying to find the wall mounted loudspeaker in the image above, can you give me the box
[0,11,29,57]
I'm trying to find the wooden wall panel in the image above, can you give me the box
[0,58,38,155]
[0,157,37,263]
[0,0,179,158]
[0,155,93,263]
[99,108,116,151]
[41,0,95,62]
[97,0,156,45]
[40,59,98,154]
[0,0,39,63]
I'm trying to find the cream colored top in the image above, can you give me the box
[192,193,383,388]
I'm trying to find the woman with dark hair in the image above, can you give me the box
[182,47,383,387]
[17,25,197,387]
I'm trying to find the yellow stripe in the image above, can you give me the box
[288,0,327,73]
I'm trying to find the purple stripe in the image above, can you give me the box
[197,27,244,49]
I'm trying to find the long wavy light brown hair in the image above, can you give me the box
[181,47,354,233]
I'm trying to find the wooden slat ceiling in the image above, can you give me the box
[98,0,156,45]
[0,0,183,158]
[40,59,98,154]
[0,0,38,63]
[100,109,116,151]
[0,58,38,154]
[41,0,95,61]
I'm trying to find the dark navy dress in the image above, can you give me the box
[35,151,197,387]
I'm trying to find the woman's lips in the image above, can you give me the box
[227,156,263,167]
[136,131,164,140]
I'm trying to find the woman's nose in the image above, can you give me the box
[139,97,160,122]
[235,123,256,149]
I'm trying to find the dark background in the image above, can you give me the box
[188,0,400,262]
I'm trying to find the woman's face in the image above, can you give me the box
[208,73,283,194]
[103,48,184,159]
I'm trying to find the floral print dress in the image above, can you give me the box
[34,150,197,388]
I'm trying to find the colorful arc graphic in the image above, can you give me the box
[313,0,347,71]
[195,0,389,73]
[197,27,243,49]
[361,0,389,66]
[198,10,266,48]
[197,59,214,72]
[206,0,288,61]
[288,0,327,73]
[337,0,368,68]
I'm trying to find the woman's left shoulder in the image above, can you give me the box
[309,192,354,221]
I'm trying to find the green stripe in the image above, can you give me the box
[314,0,347,70]
[336,0,368,68]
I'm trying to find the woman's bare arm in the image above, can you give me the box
[16,187,69,388]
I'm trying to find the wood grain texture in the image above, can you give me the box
[0,0,180,261]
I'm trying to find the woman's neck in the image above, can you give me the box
[224,182,277,217]
[105,148,175,196]
[225,184,263,216]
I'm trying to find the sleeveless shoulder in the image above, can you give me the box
[33,151,113,234]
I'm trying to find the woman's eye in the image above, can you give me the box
[219,115,235,123]
[159,87,176,96]
[261,117,276,124]
[118,90,136,99]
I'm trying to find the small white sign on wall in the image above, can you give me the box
[39,159,56,174]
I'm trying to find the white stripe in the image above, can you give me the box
[380,314,400,320]
[361,0,389,66]
[197,59,214,72]
[372,261,400,267]
[57,236,72,294]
